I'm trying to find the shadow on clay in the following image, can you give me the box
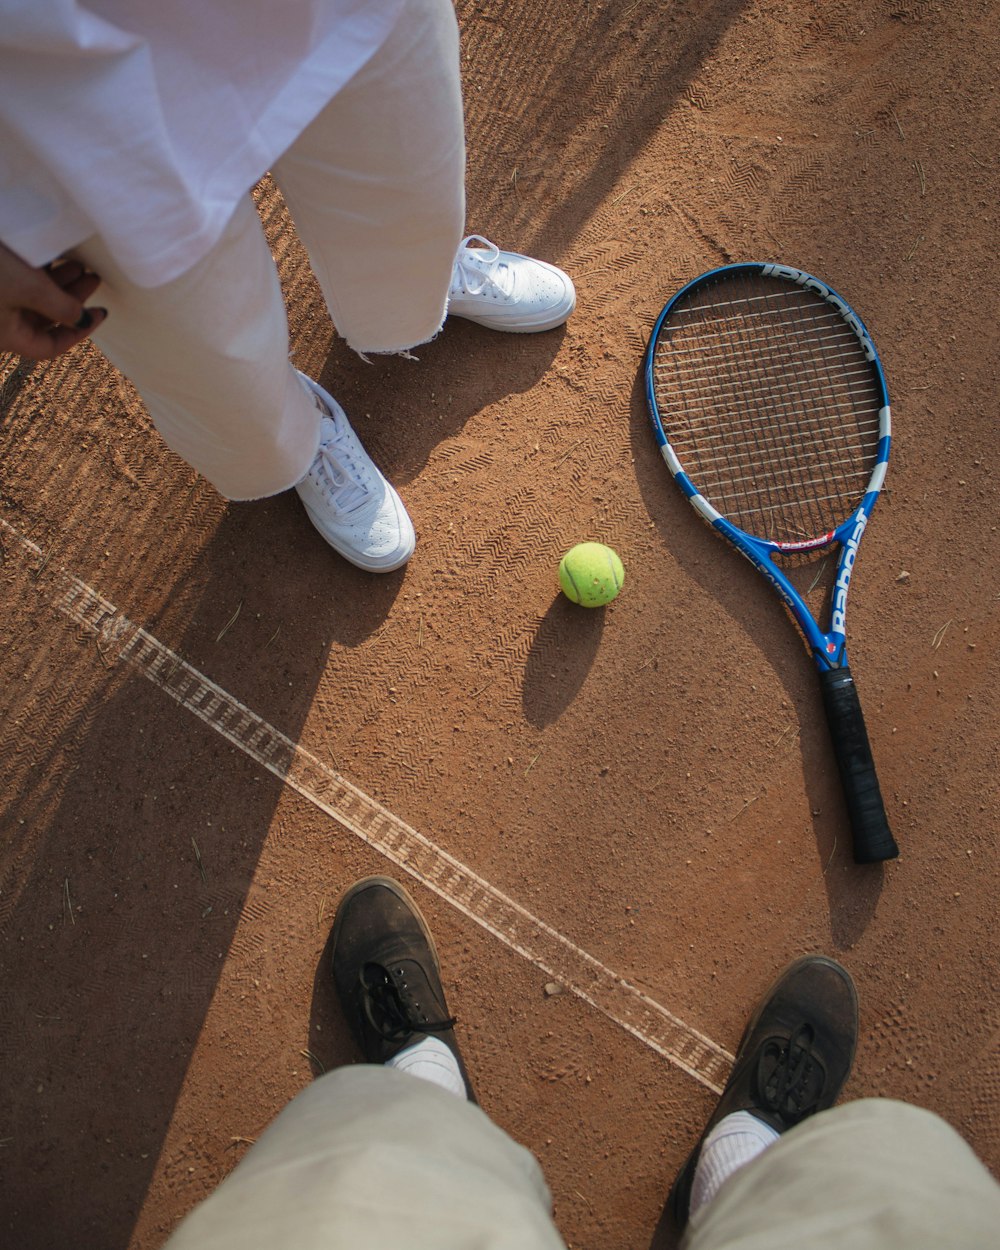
[522,594,606,729]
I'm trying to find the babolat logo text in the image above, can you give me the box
[761,263,877,363]
[831,510,869,635]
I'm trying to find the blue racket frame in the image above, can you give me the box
[645,262,891,674]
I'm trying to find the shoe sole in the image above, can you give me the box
[449,297,576,333]
[298,497,415,572]
[666,955,858,1230]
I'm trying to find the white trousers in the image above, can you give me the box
[162,1070,1000,1250]
[75,0,465,501]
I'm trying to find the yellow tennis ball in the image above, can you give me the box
[558,542,625,607]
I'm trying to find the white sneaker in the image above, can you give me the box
[293,371,415,572]
[447,235,576,332]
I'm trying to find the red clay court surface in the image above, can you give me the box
[1,2,998,1247]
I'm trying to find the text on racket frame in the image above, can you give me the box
[761,263,877,363]
[831,507,868,637]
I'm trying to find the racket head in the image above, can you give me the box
[645,262,890,552]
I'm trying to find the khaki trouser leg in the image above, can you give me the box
[163,1067,566,1250]
[684,1099,1000,1250]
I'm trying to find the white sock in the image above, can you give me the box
[386,1035,467,1099]
[690,1111,780,1214]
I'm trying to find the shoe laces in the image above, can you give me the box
[451,235,515,299]
[310,417,370,515]
[755,1023,827,1121]
[359,962,456,1044]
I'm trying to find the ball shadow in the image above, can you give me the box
[522,596,606,729]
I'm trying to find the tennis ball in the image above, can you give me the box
[558,542,625,607]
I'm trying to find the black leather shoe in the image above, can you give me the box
[330,876,474,1099]
[668,955,858,1230]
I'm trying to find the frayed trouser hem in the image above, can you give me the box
[347,322,445,363]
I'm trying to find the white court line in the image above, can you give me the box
[2,521,733,1093]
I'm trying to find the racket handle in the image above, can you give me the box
[818,667,899,863]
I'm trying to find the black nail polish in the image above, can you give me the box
[74,310,93,331]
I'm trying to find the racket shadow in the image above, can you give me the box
[627,370,886,946]
[522,594,607,728]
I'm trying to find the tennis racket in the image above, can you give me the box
[645,262,898,863]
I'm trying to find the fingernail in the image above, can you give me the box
[75,308,107,331]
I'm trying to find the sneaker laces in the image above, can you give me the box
[451,235,515,299]
[755,1023,827,1121]
[310,418,370,515]
[360,962,457,1044]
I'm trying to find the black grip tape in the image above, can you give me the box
[818,667,899,863]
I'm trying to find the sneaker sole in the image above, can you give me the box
[449,294,576,333]
[298,497,415,573]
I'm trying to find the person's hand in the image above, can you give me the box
[0,242,107,359]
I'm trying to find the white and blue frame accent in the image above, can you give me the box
[645,262,891,674]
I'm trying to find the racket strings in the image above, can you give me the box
[651,276,883,542]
